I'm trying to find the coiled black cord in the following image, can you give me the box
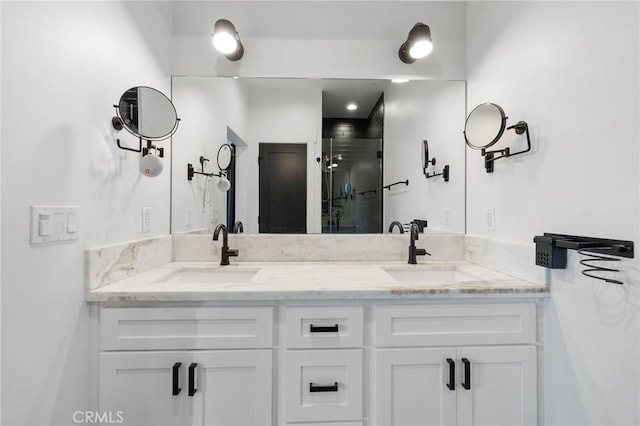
[578,247,624,285]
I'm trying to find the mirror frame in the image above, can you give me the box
[115,86,179,141]
[422,139,435,173]
[463,102,507,150]
[217,144,234,171]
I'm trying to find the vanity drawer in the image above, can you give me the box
[375,303,536,347]
[100,306,273,350]
[283,306,364,349]
[284,349,363,423]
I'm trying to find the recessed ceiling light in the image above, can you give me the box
[346,103,358,111]
[392,79,410,83]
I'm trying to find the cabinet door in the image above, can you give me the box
[100,352,191,426]
[375,348,457,426]
[456,346,537,426]
[191,350,272,426]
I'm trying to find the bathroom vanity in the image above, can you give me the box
[86,234,546,426]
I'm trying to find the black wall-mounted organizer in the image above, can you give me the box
[533,233,634,285]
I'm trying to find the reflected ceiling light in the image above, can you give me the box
[212,19,244,61]
[398,23,433,64]
[391,79,410,83]
[346,103,358,111]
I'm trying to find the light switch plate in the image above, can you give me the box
[30,206,79,244]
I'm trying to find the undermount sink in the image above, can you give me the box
[382,266,480,283]
[155,268,258,284]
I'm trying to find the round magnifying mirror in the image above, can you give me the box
[344,182,352,194]
[464,103,507,150]
[422,139,429,170]
[421,139,435,172]
[117,87,178,140]
[217,144,233,171]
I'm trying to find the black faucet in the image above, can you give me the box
[232,221,244,234]
[388,221,404,234]
[408,223,430,264]
[213,224,239,265]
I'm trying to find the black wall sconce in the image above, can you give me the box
[464,103,531,173]
[212,19,244,61]
[422,139,449,181]
[399,23,433,64]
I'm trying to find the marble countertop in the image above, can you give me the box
[86,260,548,302]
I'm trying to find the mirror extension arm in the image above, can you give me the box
[481,121,531,173]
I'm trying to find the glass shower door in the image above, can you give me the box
[321,137,382,233]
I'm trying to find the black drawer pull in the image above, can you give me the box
[310,324,339,333]
[446,358,455,390]
[309,382,338,392]
[172,362,182,396]
[188,363,198,396]
[462,358,471,390]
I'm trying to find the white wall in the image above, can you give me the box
[172,1,466,80]
[247,86,323,233]
[1,2,172,425]
[384,80,466,233]
[0,1,3,419]
[466,2,639,425]
[171,77,249,234]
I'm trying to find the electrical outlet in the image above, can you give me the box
[142,207,152,233]
[185,208,192,227]
[485,208,496,231]
[211,208,219,223]
[444,208,451,226]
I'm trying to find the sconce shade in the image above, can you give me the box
[399,23,433,64]
[212,19,244,61]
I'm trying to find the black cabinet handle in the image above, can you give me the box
[188,363,198,396]
[446,358,455,390]
[309,382,338,392]
[172,362,182,396]
[310,324,339,333]
[462,358,471,390]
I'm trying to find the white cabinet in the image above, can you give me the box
[374,304,538,426]
[281,306,364,424]
[193,350,273,426]
[376,348,457,426]
[97,302,539,426]
[99,307,273,426]
[375,346,537,426]
[100,350,272,426]
[456,346,537,426]
[100,352,191,426]
[284,349,363,423]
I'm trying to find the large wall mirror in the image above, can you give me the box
[171,77,466,234]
